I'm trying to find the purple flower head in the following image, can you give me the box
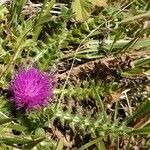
[11,68,56,111]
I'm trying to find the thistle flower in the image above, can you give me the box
[10,68,56,111]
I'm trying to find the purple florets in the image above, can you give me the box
[11,68,56,111]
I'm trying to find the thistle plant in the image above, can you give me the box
[0,0,149,149]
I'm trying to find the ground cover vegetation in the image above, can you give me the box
[0,0,150,149]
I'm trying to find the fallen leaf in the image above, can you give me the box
[91,0,108,7]
[71,0,92,22]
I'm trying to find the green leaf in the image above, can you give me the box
[131,126,150,135]
[134,58,150,67]
[9,0,27,26]
[15,20,33,50]
[33,0,55,41]
[72,0,92,22]
[0,5,8,20]
[6,124,27,132]
[35,128,45,137]
[126,101,150,124]
[56,140,64,150]
[0,136,45,148]
[36,14,51,26]
[92,82,107,120]
[0,118,14,125]
[103,39,150,53]
[79,138,104,150]
[121,68,144,76]
[133,39,150,49]
[36,0,55,26]
[43,0,55,16]
[23,137,45,149]
[0,136,32,145]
